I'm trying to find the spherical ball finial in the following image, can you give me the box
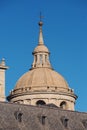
[38,21,43,26]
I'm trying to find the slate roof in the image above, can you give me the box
[0,102,87,130]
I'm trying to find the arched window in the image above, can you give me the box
[36,100,46,106]
[40,54,43,64]
[35,55,37,62]
[45,55,47,62]
[60,101,67,110]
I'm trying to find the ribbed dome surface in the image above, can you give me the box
[14,68,69,91]
[33,45,49,53]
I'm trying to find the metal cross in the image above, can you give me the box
[40,12,44,22]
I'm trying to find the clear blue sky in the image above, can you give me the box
[0,0,87,112]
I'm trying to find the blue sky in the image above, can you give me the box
[0,0,87,112]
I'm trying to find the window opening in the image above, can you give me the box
[45,55,47,62]
[61,116,69,128]
[36,100,46,106]
[14,108,23,123]
[35,55,37,63]
[60,101,67,109]
[42,116,46,125]
[40,54,43,64]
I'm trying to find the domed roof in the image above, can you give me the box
[12,20,69,94]
[33,45,49,53]
[14,68,69,92]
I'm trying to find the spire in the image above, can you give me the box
[38,13,44,45]
[31,17,52,69]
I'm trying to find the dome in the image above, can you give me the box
[7,20,77,111]
[33,45,49,53]
[13,68,69,93]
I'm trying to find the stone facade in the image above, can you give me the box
[0,59,8,101]
[8,92,76,110]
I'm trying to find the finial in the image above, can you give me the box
[39,12,44,26]
[0,58,9,70]
[0,58,5,66]
[38,12,44,45]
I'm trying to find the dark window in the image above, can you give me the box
[61,116,69,128]
[60,101,67,109]
[36,100,46,106]
[38,115,47,125]
[42,116,46,125]
[14,109,23,123]
[45,55,47,62]
[18,112,23,122]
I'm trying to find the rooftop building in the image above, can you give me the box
[0,19,86,130]
[7,20,77,111]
